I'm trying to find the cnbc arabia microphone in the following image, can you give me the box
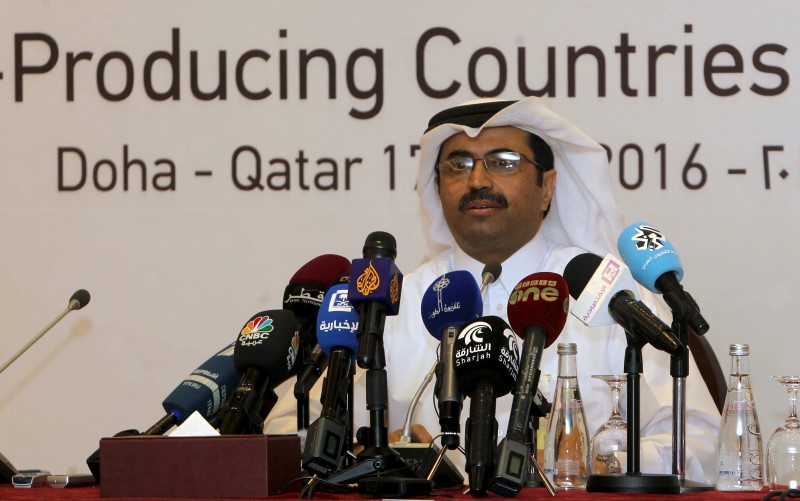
[420,270,482,452]
[219,309,300,435]
[454,316,520,496]
[348,231,402,369]
[489,272,568,497]
[564,253,683,356]
[0,289,90,376]
[285,254,352,431]
[617,222,708,336]
[302,283,360,476]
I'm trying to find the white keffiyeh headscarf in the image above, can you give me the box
[417,97,625,260]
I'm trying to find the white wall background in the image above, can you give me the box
[1,0,797,474]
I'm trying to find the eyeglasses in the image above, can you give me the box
[436,150,541,179]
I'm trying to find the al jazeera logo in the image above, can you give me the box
[356,261,380,296]
[355,260,400,306]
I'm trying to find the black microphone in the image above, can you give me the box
[490,272,569,496]
[348,231,402,369]
[0,289,91,376]
[219,309,300,435]
[565,253,684,355]
[284,255,352,430]
[454,316,520,496]
[479,261,502,294]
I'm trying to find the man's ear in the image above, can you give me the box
[540,169,556,212]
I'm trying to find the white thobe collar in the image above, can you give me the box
[452,231,551,319]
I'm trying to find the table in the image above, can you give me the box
[0,484,775,501]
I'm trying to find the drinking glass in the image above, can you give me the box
[766,375,800,490]
[589,375,628,474]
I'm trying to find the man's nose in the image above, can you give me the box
[467,159,493,190]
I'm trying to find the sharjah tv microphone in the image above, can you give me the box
[303,283,360,476]
[219,309,300,435]
[489,272,569,497]
[454,316,520,497]
[617,222,708,336]
[420,270,482,452]
[0,289,90,376]
[565,253,683,356]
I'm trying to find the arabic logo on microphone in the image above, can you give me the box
[355,261,380,296]
[630,225,665,251]
[238,315,274,346]
[389,272,400,305]
[328,288,353,312]
[458,321,489,346]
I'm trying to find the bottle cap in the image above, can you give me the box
[557,343,577,355]
[729,343,749,356]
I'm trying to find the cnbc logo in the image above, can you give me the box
[239,315,274,346]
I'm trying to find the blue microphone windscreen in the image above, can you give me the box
[420,270,483,340]
[348,257,403,315]
[317,283,360,357]
[161,342,241,423]
[617,222,684,292]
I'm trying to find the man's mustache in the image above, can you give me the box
[458,188,509,210]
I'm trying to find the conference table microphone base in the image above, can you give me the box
[586,472,681,494]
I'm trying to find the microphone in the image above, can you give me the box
[490,272,568,496]
[219,309,300,435]
[564,253,684,355]
[617,222,709,335]
[285,255,352,430]
[284,254,353,347]
[0,289,90,376]
[303,283,360,476]
[86,341,242,481]
[454,316,520,496]
[479,261,502,294]
[144,342,241,435]
[348,231,403,369]
[420,270,482,451]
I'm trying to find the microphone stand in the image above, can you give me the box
[586,334,681,494]
[523,388,554,494]
[668,298,714,492]
[326,338,412,485]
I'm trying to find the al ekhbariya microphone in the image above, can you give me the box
[489,272,568,497]
[0,289,90,376]
[284,254,352,431]
[454,316,520,496]
[302,282,360,477]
